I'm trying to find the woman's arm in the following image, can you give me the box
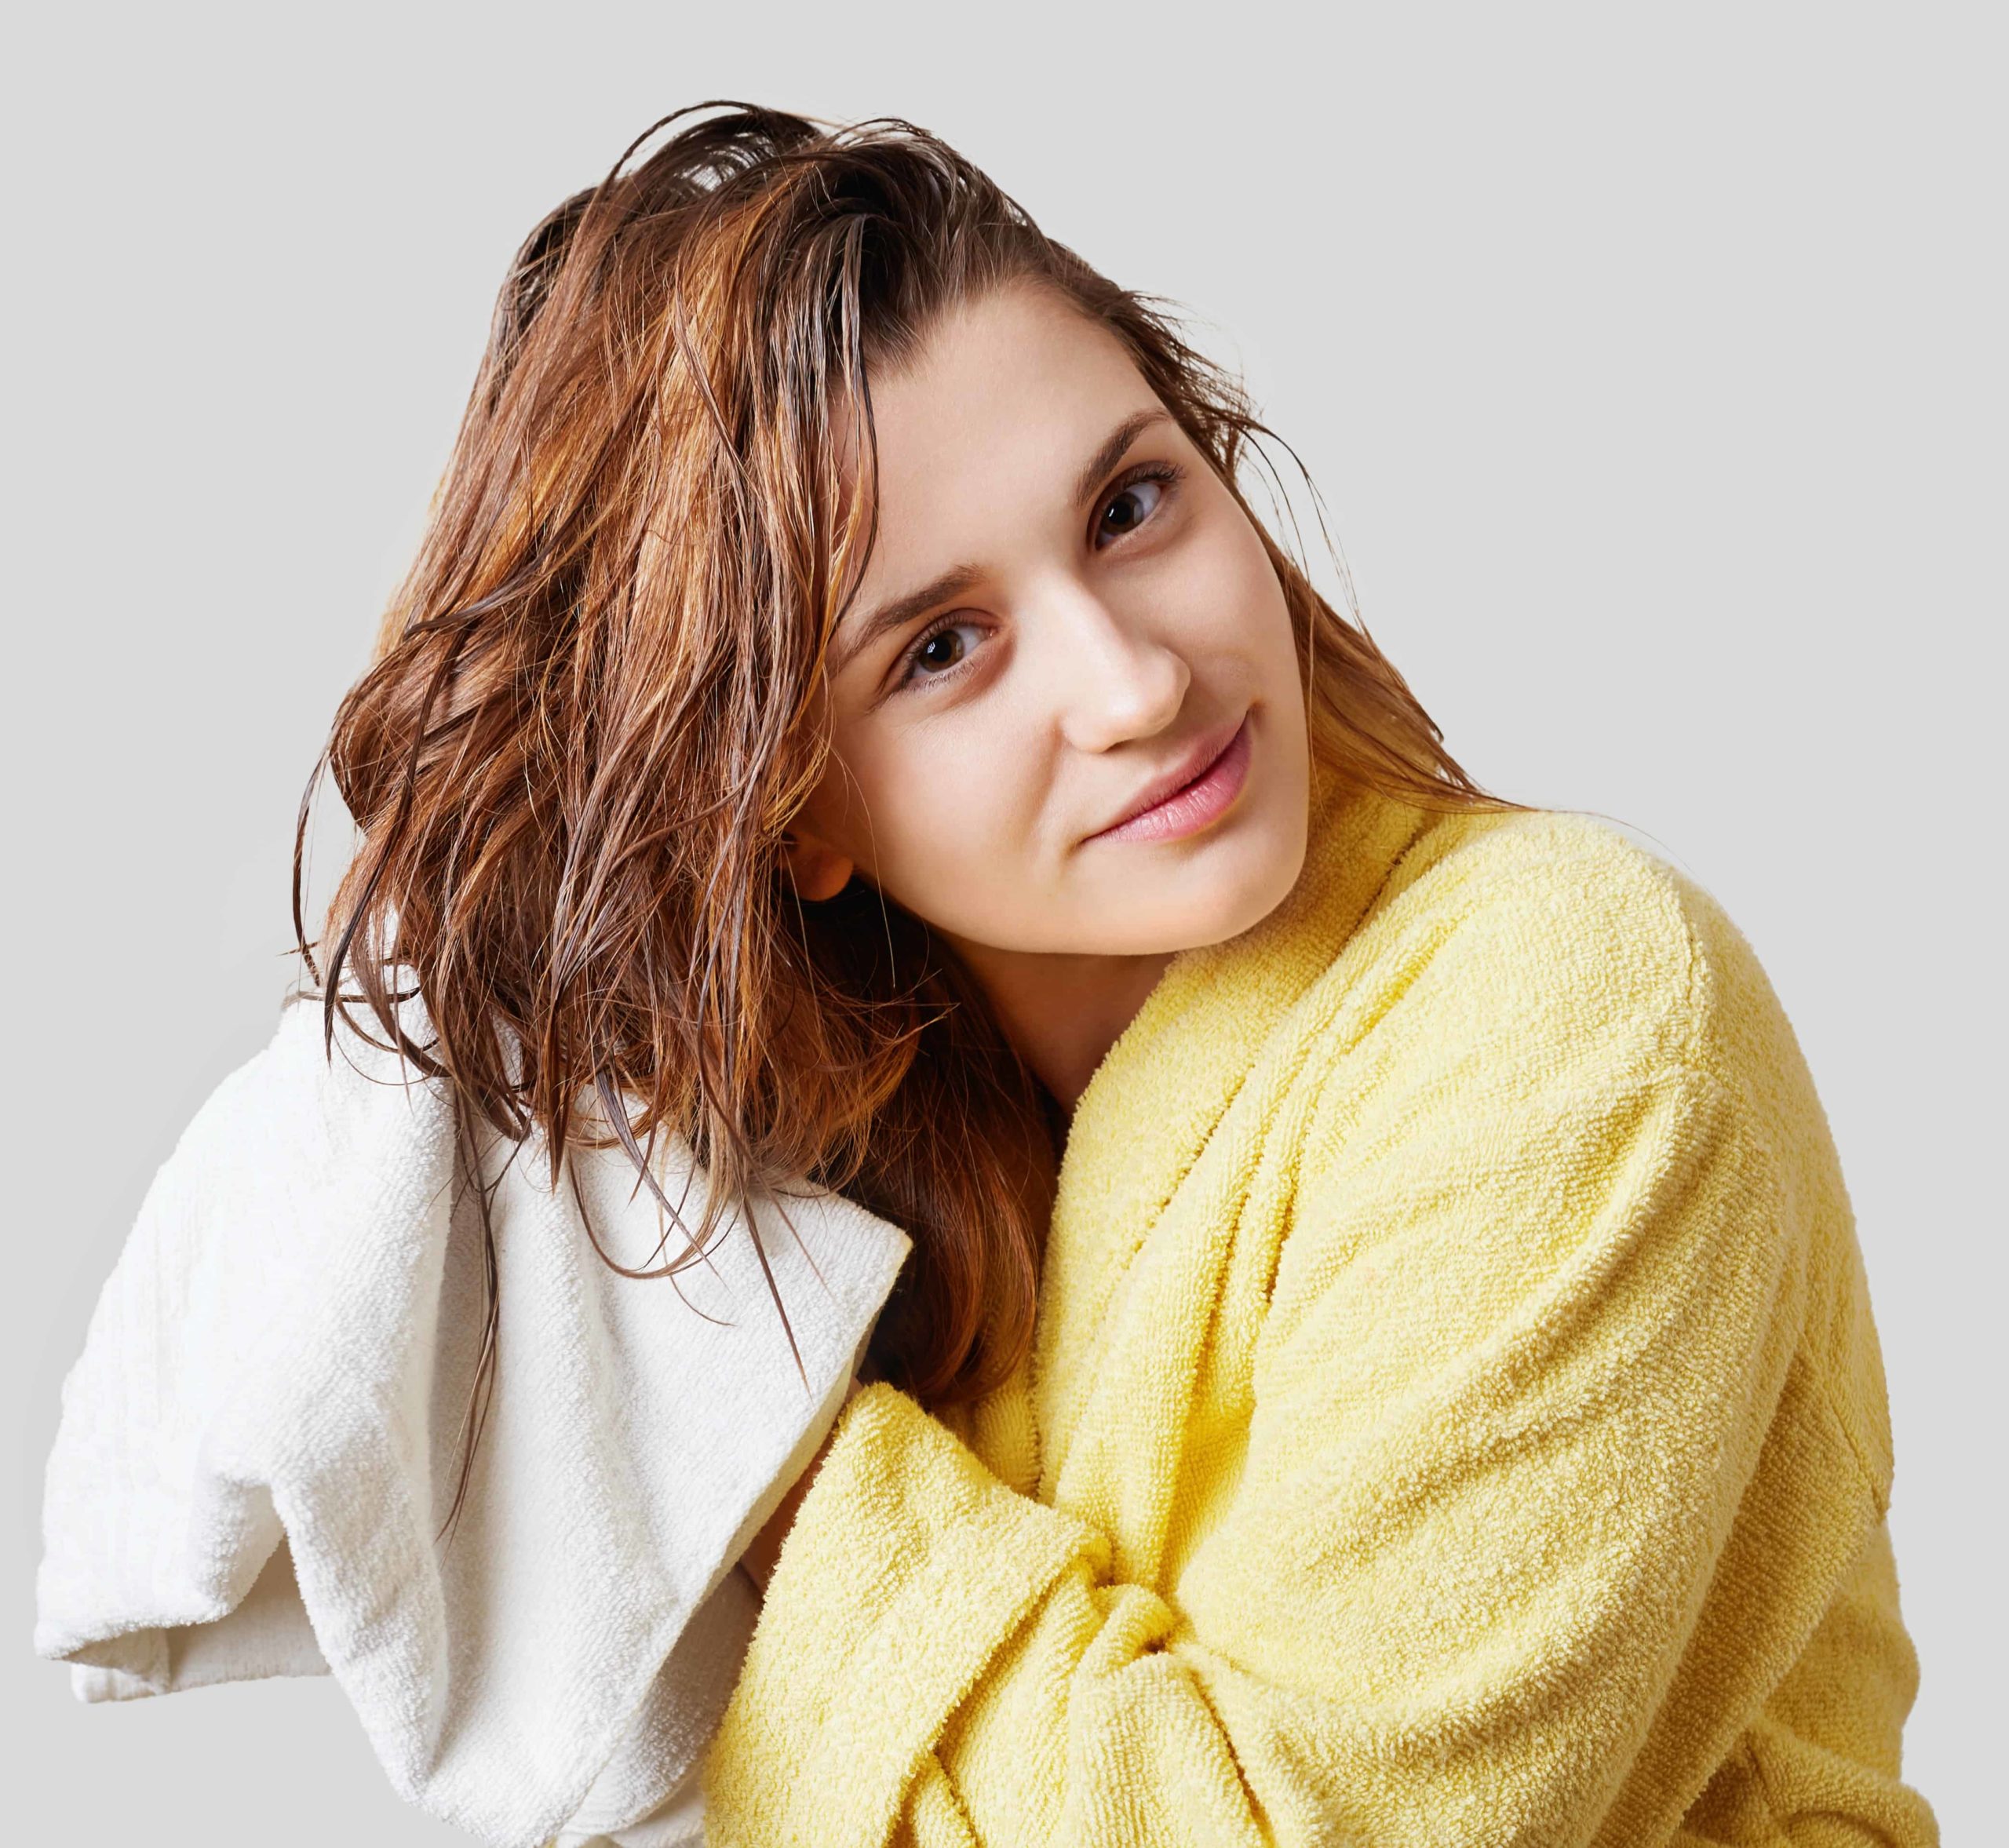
[703,884,1923,1846]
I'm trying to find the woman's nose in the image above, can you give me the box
[1043,581,1190,755]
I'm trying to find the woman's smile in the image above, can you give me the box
[1083,706,1254,846]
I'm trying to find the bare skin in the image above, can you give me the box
[746,279,1314,1591]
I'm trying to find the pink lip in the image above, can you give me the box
[1088,711,1253,844]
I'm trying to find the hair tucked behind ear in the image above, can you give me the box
[293,100,1520,1541]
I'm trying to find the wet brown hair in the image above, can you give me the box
[292,100,1519,1539]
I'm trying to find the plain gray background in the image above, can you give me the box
[5,4,2000,1840]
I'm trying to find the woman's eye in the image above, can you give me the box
[899,617,986,689]
[1095,462,1183,549]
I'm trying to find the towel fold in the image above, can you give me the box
[33,987,912,1848]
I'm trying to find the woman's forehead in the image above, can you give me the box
[837,286,1152,511]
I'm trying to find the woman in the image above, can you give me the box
[312,104,1935,1844]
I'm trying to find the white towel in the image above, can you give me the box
[32,986,913,1847]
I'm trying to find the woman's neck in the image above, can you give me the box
[948,940,1180,1114]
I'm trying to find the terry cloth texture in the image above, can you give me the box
[701,758,1937,1846]
[33,988,912,1848]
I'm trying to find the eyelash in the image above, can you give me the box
[893,460,1187,692]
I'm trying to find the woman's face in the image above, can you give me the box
[786,279,1311,980]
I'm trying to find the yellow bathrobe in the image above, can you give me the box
[702,759,1935,1846]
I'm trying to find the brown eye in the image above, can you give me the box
[897,615,986,691]
[916,627,965,672]
[1095,462,1183,549]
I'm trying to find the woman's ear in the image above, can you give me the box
[780,830,855,902]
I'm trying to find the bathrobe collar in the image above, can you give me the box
[1045,755,1439,1392]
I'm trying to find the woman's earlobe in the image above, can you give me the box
[781,834,855,902]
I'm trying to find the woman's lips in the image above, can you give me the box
[1087,711,1253,844]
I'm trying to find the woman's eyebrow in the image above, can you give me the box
[832,406,1175,676]
[1068,406,1172,509]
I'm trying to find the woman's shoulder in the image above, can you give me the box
[1297,796,1891,1505]
[1333,799,1818,1135]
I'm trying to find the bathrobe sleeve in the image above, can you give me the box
[698,877,1916,1846]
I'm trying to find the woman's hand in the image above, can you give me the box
[738,1376,865,1595]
